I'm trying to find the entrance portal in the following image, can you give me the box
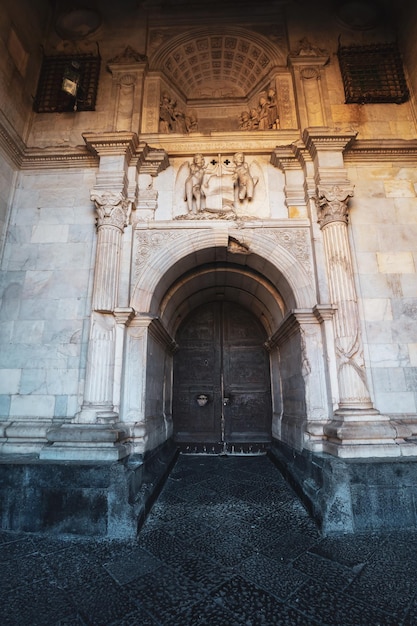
[173,301,272,453]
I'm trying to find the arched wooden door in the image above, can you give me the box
[173,301,272,453]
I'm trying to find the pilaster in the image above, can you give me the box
[107,46,148,134]
[271,146,308,218]
[288,39,332,130]
[268,308,335,452]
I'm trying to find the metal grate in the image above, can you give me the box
[34,54,100,113]
[338,42,409,104]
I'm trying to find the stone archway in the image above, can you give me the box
[124,228,333,459]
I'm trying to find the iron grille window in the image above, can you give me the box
[338,42,409,104]
[34,54,100,113]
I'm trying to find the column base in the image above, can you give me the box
[322,409,417,458]
[40,423,132,462]
[76,404,119,424]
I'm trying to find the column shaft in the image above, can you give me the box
[321,219,372,409]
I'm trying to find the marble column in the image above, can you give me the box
[78,191,131,424]
[317,184,399,456]
[317,185,372,410]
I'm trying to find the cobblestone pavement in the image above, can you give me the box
[1,454,417,625]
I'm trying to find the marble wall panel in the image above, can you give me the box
[384,180,416,198]
[0,157,15,246]
[362,298,393,321]
[355,252,379,274]
[350,225,379,252]
[405,368,417,391]
[364,321,393,344]
[2,243,39,272]
[146,334,168,420]
[391,298,417,320]
[359,274,398,298]
[368,342,409,368]
[408,344,417,366]
[18,368,79,396]
[0,342,69,369]
[0,369,21,394]
[394,198,417,225]
[376,391,416,414]
[34,242,92,271]
[378,224,417,251]
[12,320,44,344]
[0,395,11,415]
[349,197,394,224]
[54,395,68,418]
[376,251,417,274]
[68,224,96,243]
[22,269,91,300]
[0,275,23,320]
[0,321,13,343]
[18,298,60,321]
[392,317,417,344]
[9,394,55,418]
[371,367,407,393]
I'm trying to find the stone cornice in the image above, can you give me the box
[83,131,140,162]
[288,55,329,70]
[3,115,417,171]
[270,145,299,170]
[302,129,357,159]
[265,309,303,350]
[344,138,417,163]
[22,146,98,170]
[129,314,177,352]
[135,142,170,175]
[138,130,300,158]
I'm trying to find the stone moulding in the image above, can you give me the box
[344,138,417,163]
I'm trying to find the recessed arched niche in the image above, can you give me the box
[142,26,297,133]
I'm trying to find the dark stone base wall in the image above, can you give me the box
[269,439,417,535]
[0,440,178,539]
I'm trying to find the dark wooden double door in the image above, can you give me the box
[173,301,272,453]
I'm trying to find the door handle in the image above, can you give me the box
[223,397,230,406]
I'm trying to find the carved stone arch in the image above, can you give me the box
[130,227,316,318]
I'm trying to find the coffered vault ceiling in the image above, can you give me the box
[149,28,286,101]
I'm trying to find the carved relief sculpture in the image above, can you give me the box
[239,86,280,130]
[232,152,257,202]
[184,153,207,214]
[159,92,198,134]
[182,152,258,217]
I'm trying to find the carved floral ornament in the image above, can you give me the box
[315,185,354,228]
[91,190,132,231]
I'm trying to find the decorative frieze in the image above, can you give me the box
[134,230,183,275]
[261,228,313,277]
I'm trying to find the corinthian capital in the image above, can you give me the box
[91,190,132,231]
[316,185,354,228]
